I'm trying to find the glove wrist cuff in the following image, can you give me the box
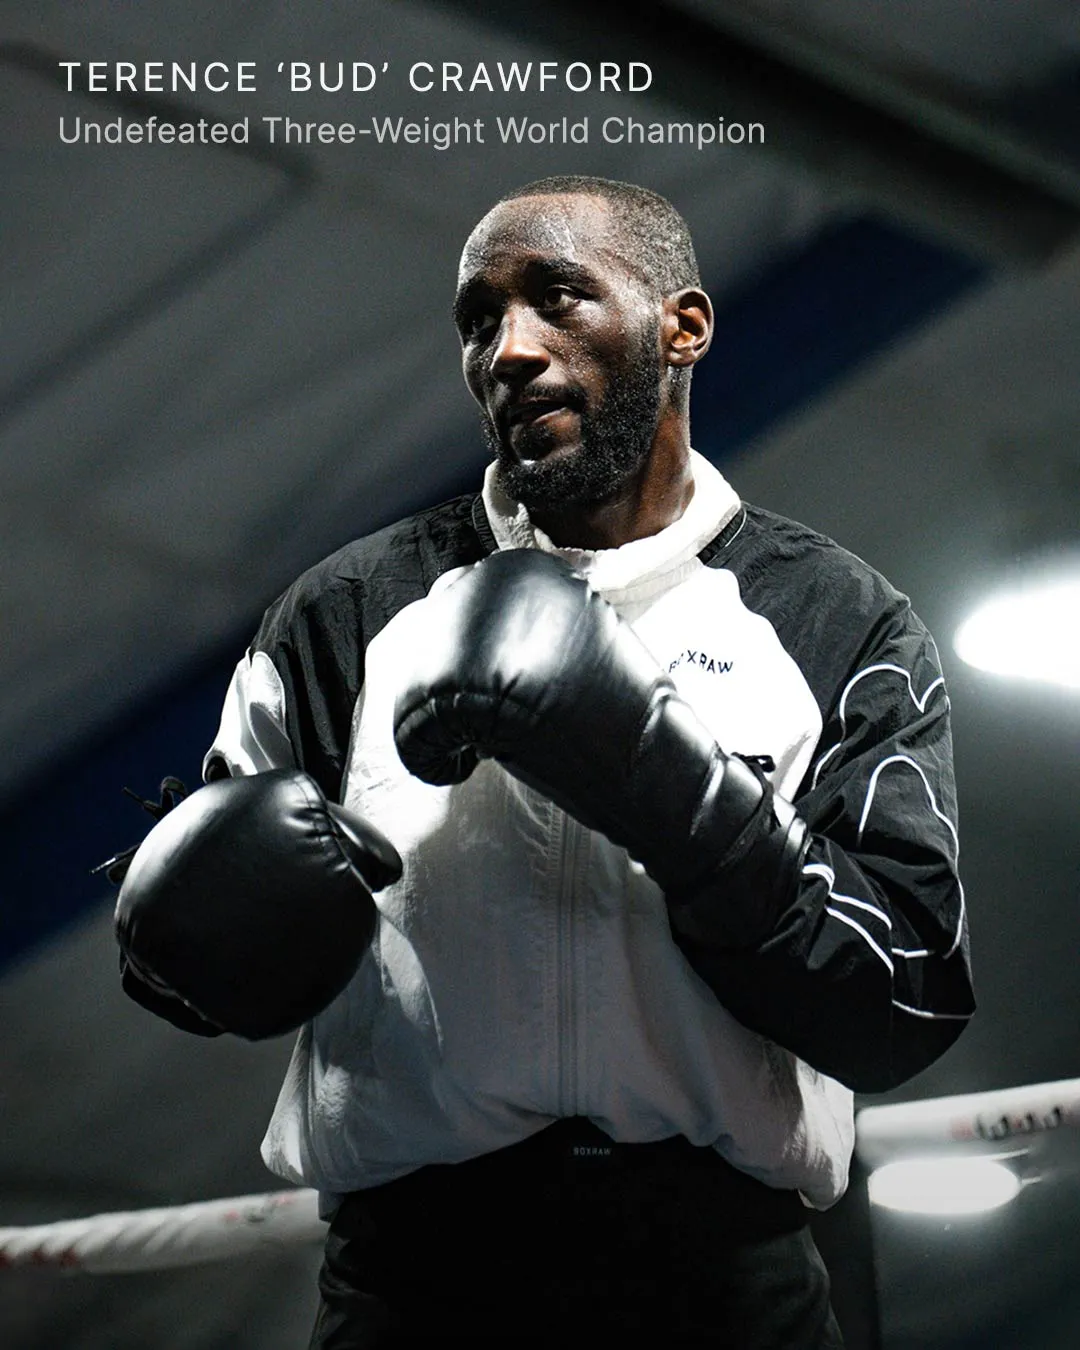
[667,807,810,951]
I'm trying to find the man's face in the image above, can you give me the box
[454,195,665,513]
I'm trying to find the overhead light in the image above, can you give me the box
[868,1157,1021,1215]
[954,569,1080,690]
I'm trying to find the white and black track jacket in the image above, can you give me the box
[204,452,973,1210]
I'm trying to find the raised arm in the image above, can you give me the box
[670,608,972,1091]
[392,547,973,1092]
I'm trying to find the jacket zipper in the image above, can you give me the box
[555,810,582,1118]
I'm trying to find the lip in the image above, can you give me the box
[499,391,577,432]
[505,398,572,429]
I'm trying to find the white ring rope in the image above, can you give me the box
[5,1077,1079,1276]
[856,1076,1080,1168]
[0,1188,324,1273]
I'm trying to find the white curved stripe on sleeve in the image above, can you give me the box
[891,999,973,1021]
[802,861,891,928]
[856,754,957,852]
[824,907,895,974]
[201,650,295,779]
[810,663,946,789]
[802,861,967,1014]
[855,752,966,958]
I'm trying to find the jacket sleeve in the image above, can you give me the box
[202,571,366,801]
[671,605,974,1093]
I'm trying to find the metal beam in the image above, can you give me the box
[439,0,1080,266]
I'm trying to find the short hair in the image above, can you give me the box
[498,175,701,298]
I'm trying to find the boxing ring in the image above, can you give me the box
[0,1188,324,1275]
[3,1077,1078,1274]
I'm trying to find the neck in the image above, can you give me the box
[528,422,694,551]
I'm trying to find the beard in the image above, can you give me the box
[481,322,663,513]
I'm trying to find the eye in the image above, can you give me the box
[540,284,579,314]
[460,309,498,342]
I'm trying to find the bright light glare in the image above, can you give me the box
[955,576,1080,689]
[868,1158,1020,1215]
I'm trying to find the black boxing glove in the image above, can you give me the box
[113,769,401,1039]
[393,549,807,948]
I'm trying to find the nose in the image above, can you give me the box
[490,304,550,383]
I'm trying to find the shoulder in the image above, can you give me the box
[256,494,486,651]
[712,503,937,715]
[724,502,924,634]
[730,504,905,611]
[275,493,484,607]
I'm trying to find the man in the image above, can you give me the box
[116,177,974,1346]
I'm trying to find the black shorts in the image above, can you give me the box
[308,1119,845,1348]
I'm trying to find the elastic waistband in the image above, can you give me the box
[350,1118,806,1242]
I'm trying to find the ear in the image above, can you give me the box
[662,287,713,369]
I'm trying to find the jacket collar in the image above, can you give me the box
[480,450,741,604]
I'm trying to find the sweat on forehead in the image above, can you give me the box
[458,194,640,286]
